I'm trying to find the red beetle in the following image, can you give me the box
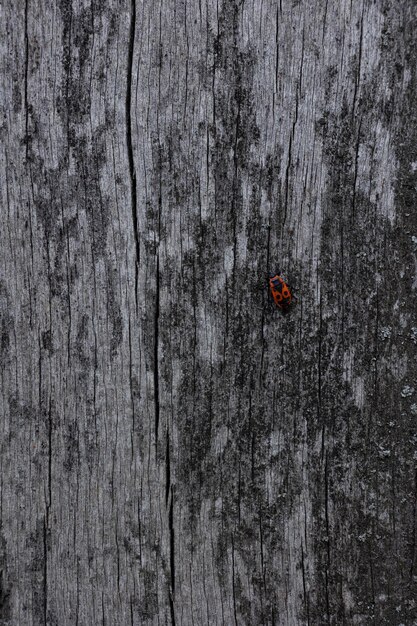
[269,273,295,312]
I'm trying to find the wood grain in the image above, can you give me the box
[0,0,416,624]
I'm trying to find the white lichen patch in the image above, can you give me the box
[411,235,417,251]
[380,326,392,340]
[410,404,417,415]
[378,447,391,458]
[401,385,414,398]
[411,327,417,344]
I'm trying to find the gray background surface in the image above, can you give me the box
[0,1,416,624]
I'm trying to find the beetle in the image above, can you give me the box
[269,272,295,312]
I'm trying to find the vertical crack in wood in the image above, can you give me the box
[351,118,362,221]
[43,517,48,626]
[115,511,121,597]
[128,314,136,439]
[283,26,304,228]
[24,0,29,158]
[411,468,417,580]
[166,435,175,624]
[231,533,238,625]
[237,451,242,524]
[231,97,241,285]
[352,1,365,118]
[126,0,139,307]
[367,530,376,609]
[101,592,105,626]
[45,396,52,626]
[47,398,52,512]
[350,3,364,225]
[324,451,331,625]
[318,291,325,462]
[165,435,171,507]
[274,1,280,107]
[154,254,160,448]
[368,285,379,444]
[339,206,345,354]
[130,598,134,626]
[301,543,310,625]
[260,220,271,378]
[62,4,73,143]
[259,508,267,621]
[322,0,329,45]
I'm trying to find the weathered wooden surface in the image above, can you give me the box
[1,0,416,624]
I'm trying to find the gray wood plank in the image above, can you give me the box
[0,0,416,624]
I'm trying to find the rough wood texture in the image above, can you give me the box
[1,1,416,624]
